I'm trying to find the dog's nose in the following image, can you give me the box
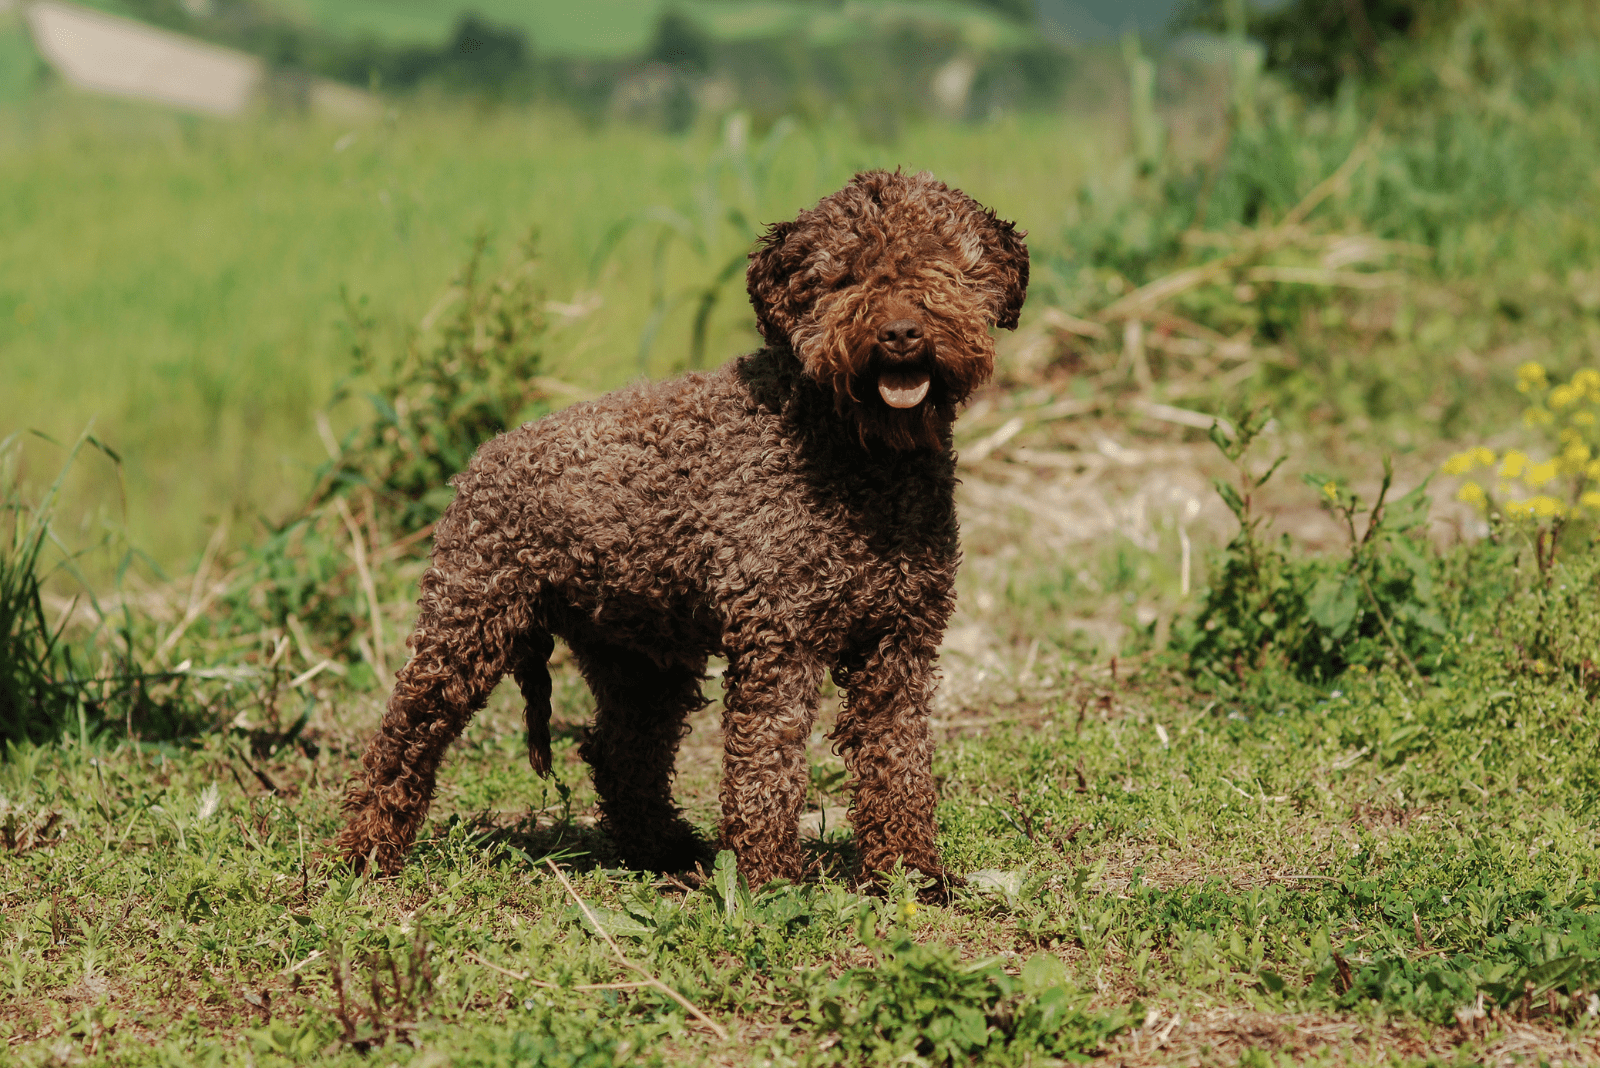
[877,318,924,352]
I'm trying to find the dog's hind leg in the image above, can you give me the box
[336,568,530,875]
[571,641,710,873]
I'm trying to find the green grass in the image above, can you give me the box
[8,548,1600,1065]
[0,91,1113,573]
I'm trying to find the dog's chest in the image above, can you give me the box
[680,432,960,640]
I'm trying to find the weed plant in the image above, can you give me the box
[1174,411,1452,690]
[0,432,204,748]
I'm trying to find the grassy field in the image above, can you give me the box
[8,2,1600,1063]
[11,511,1600,1066]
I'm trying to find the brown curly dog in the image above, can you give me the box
[336,169,1028,895]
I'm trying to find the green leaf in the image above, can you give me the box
[1021,953,1069,992]
[1301,471,1332,490]
[1307,575,1360,638]
[1212,477,1246,519]
[1388,537,1436,602]
[712,849,740,918]
[1255,453,1288,488]
[1524,954,1586,995]
[1385,479,1434,533]
[571,904,654,940]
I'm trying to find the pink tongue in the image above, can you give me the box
[878,370,931,409]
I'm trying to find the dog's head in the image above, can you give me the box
[747,170,1028,451]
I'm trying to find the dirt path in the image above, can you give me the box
[22,0,375,117]
[25,0,263,114]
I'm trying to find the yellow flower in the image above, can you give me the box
[899,899,919,922]
[1574,368,1600,399]
[1551,384,1581,409]
[1574,411,1598,427]
[1508,495,1567,518]
[1504,497,1565,519]
[1457,481,1488,509]
[1518,361,1549,393]
[1588,458,1600,480]
[1525,406,1556,427]
[1322,480,1339,502]
[1500,450,1529,479]
[1581,490,1600,511]
[1563,442,1593,473]
[1562,427,1583,445]
[1444,449,1498,474]
[1526,460,1558,487]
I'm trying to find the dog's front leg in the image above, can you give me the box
[718,644,824,887]
[831,635,952,901]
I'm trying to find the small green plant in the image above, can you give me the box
[792,910,1140,1065]
[1177,411,1447,686]
[0,433,81,745]
[1299,457,1440,679]
[0,432,200,747]
[199,232,554,676]
[1171,408,1304,684]
[322,229,552,537]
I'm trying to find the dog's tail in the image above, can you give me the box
[511,629,557,775]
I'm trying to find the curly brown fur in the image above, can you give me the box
[336,170,1027,895]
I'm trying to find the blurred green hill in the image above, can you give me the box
[66,0,1172,56]
[13,0,1072,125]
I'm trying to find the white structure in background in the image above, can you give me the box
[25,0,263,115]
[21,0,376,118]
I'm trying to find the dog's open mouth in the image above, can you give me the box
[877,369,932,409]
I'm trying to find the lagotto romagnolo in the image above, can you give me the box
[337,170,1028,899]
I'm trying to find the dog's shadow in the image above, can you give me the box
[418,808,861,889]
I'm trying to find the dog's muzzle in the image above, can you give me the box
[875,318,932,409]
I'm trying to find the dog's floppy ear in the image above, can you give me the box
[747,219,804,347]
[984,214,1029,330]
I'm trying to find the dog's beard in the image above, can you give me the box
[794,329,993,452]
[786,279,998,450]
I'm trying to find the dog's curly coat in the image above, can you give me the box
[336,170,1028,892]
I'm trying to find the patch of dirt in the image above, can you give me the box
[1105,1004,1600,1066]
